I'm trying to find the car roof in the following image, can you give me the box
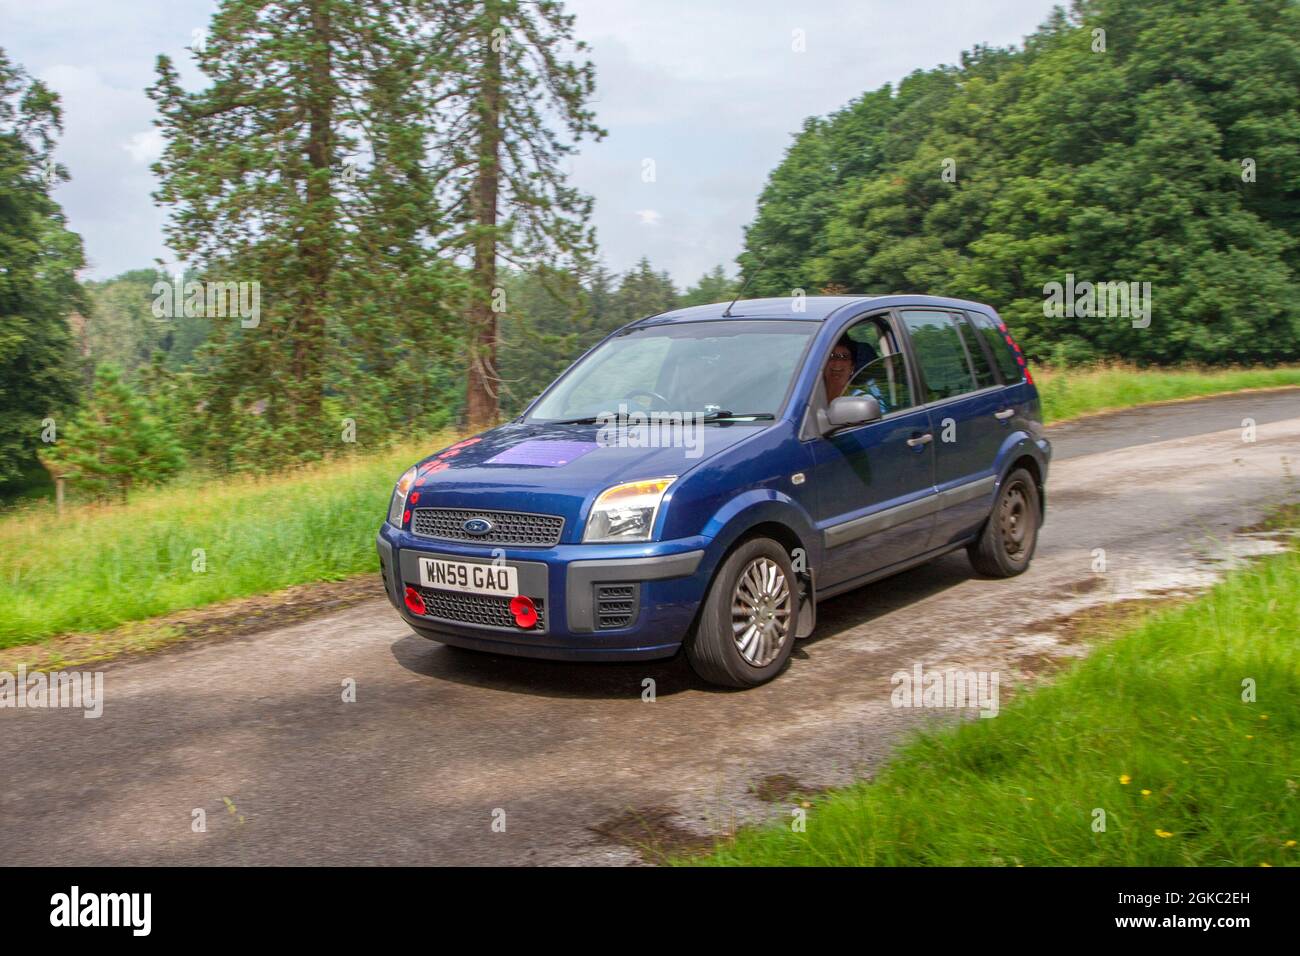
[630,294,994,328]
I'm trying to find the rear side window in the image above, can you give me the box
[967,311,1023,383]
[900,310,976,402]
[954,314,997,389]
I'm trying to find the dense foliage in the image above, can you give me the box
[740,0,1300,364]
[494,257,726,415]
[0,49,85,495]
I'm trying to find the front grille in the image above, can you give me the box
[595,583,639,630]
[411,508,564,547]
[414,586,546,632]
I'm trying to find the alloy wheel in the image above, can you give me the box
[730,556,793,667]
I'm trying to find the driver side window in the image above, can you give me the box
[830,317,917,415]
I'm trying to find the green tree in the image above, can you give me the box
[496,257,696,416]
[495,265,593,415]
[39,365,184,502]
[79,268,212,379]
[416,0,605,429]
[136,351,207,460]
[739,0,1300,365]
[608,257,678,327]
[679,265,737,307]
[0,48,85,495]
[148,0,463,469]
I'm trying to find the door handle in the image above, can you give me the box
[994,408,1015,420]
[906,433,933,447]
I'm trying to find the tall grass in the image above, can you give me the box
[1036,363,1300,424]
[688,547,1300,866]
[0,439,444,647]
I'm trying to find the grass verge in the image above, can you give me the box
[1036,363,1300,424]
[0,438,443,648]
[686,545,1300,866]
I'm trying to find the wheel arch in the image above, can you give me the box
[995,433,1048,519]
[709,517,817,640]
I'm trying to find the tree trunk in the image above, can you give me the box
[294,0,334,432]
[465,3,503,432]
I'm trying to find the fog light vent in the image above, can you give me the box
[594,583,639,630]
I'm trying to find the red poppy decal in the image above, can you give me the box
[509,595,538,629]
[403,587,426,615]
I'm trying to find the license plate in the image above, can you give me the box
[418,557,518,597]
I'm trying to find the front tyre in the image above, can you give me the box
[968,467,1040,577]
[686,538,797,688]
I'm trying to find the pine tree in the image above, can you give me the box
[0,48,85,494]
[609,258,678,326]
[147,0,462,467]
[415,0,604,430]
[39,365,184,502]
[679,265,738,307]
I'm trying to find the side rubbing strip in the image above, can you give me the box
[937,475,997,508]
[825,494,940,549]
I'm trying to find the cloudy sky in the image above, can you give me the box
[2,0,1061,287]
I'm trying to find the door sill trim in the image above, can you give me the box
[815,536,976,600]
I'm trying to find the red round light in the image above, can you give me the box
[404,586,426,615]
[409,492,420,504]
[402,508,411,524]
[509,595,538,629]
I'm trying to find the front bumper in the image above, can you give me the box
[376,523,712,661]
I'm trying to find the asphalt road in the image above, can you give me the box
[3,389,1298,866]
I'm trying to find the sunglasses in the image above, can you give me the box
[829,352,853,362]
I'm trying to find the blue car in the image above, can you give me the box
[377,295,1050,687]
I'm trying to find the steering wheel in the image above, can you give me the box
[621,388,673,411]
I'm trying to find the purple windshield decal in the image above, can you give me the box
[484,440,598,467]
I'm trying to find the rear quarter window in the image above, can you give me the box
[967,311,1023,383]
[954,314,997,389]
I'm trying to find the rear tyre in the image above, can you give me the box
[968,468,1040,578]
[685,538,797,688]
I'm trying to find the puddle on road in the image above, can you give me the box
[999,527,1295,675]
[588,806,716,864]
[749,772,829,805]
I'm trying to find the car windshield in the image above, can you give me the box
[526,320,817,423]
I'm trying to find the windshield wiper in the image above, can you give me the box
[540,411,775,425]
[700,410,776,422]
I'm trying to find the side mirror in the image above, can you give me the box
[826,395,882,430]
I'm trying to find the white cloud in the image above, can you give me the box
[123,129,164,165]
[634,209,662,226]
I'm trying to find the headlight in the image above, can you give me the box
[583,477,676,543]
[388,466,418,527]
